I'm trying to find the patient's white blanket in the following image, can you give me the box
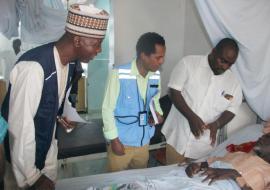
[207,124,262,158]
[86,161,240,190]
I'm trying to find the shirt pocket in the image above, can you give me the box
[122,89,136,106]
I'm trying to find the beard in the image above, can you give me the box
[208,59,225,75]
[213,68,225,75]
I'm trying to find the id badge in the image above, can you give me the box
[139,111,147,126]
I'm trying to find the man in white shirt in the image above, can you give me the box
[162,38,242,165]
[1,4,109,189]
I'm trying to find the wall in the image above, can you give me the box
[113,0,186,96]
[183,0,211,56]
[112,0,211,96]
[226,102,257,137]
[87,0,111,112]
[0,33,16,82]
[86,0,212,112]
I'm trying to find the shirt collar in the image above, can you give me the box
[202,54,210,67]
[130,59,155,78]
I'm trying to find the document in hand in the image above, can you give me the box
[62,87,86,132]
[149,98,159,124]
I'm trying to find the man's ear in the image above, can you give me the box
[140,52,148,61]
[73,36,80,48]
[209,48,217,58]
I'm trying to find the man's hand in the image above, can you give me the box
[110,138,125,156]
[31,175,55,190]
[201,168,241,185]
[188,115,205,138]
[185,162,201,178]
[156,112,164,124]
[169,89,204,138]
[148,112,164,126]
[204,122,218,146]
[57,116,76,132]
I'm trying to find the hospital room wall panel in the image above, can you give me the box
[113,0,186,96]
[226,102,257,138]
[113,0,212,96]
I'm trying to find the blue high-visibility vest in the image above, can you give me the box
[114,63,160,146]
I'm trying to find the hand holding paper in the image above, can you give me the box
[57,116,76,133]
[60,87,87,133]
[149,98,164,126]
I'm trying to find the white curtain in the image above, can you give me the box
[18,0,67,45]
[194,0,270,121]
[0,0,99,51]
[0,0,66,43]
[0,0,19,39]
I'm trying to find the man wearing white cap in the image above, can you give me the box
[1,4,109,189]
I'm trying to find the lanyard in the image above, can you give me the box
[136,78,148,111]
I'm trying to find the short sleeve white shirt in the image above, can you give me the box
[162,55,242,159]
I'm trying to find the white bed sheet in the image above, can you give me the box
[56,124,263,190]
[203,123,262,159]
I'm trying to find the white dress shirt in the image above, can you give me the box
[162,55,242,159]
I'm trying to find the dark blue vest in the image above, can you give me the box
[1,42,76,170]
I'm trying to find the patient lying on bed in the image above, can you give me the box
[82,125,268,190]
[87,134,269,190]
[185,133,270,190]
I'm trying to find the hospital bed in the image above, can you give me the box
[56,123,263,190]
[56,95,172,159]
[57,119,106,159]
[57,119,165,160]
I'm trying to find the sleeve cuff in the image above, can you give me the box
[26,169,41,186]
[226,107,237,114]
[103,128,118,140]
[168,84,183,91]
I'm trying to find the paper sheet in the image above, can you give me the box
[149,98,158,124]
[62,88,87,132]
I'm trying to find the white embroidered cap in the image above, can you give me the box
[65,4,109,38]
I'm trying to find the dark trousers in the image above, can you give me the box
[0,180,4,190]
